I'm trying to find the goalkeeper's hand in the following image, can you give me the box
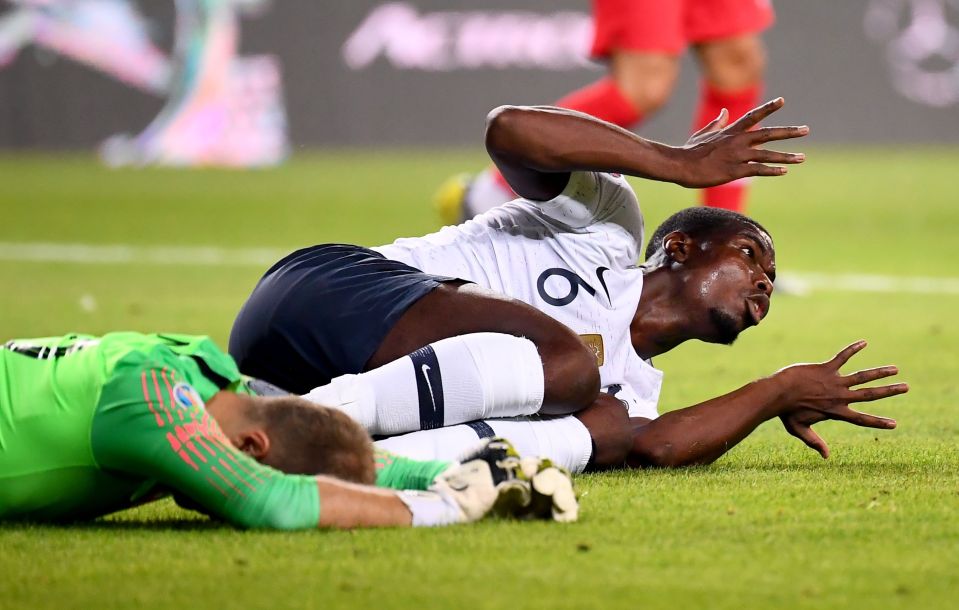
[398,438,578,526]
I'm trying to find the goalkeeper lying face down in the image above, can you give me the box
[0,332,577,529]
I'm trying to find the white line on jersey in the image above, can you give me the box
[2,241,959,296]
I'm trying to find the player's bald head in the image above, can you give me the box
[643,207,773,262]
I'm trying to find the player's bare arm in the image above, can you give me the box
[204,393,577,527]
[621,341,907,468]
[484,97,807,201]
[190,393,416,529]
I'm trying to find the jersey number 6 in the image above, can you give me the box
[536,267,610,307]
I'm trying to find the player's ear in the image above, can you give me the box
[662,231,692,264]
[236,429,271,461]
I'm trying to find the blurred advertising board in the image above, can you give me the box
[1,0,957,161]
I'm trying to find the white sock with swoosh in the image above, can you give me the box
[302,333,544,436]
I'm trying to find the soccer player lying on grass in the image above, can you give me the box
[0,333,577,528]
[229,98,906,472]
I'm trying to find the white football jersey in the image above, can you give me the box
[374,171,663,419]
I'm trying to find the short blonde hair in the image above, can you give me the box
[253,396,375,484]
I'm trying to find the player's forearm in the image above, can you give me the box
[574,393,634,469]
[485,105,684,183]
[628,376,789,468]
[319,473,495,529]
[317,477,413,528]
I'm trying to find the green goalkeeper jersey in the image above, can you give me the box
[0,332,327,528]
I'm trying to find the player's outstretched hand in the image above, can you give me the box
[676,97,808,188]
[773,340,909,459]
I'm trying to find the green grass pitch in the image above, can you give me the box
[1,148,957,609]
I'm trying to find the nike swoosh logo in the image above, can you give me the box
[421,364,436,412]
[596,266,611,302]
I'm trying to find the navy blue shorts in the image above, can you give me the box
[228,244,455,393]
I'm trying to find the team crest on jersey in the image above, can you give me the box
[173,382,205,411]
[579,334,605,366]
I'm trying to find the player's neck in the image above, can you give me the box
[205,391,252,438]
[630,269,696,359]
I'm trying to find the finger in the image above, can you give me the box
[783,419,830,459]
[843,365,899,387]
[742,163,788,177]
[728,97,785,132]
[747,126,810,145]
[691,108,729,137]
[746,148,806,165]
[848,382,910,403]
[831,405,898,429]
[828,340,867,369]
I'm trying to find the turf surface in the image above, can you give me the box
[1,149,957,609]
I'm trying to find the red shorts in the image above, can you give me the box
[591,0,775,57]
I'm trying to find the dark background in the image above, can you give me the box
[1,0,957,149]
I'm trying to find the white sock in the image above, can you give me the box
[375,416,594,474]
[485,417,593,474]
[465,168,515,217]
[376,425,483,462]
[302,333,544,436]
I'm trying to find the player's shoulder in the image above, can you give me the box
[538,171,641,228]
[589,171,641,220]
[100,334,240,401]
[567,170,637,203]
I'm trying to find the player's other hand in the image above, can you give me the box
[675,97,808,188]
[772,340,909,459]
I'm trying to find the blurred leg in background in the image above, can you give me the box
[438,0,773,223]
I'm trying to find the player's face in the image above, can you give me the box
[686,226,776,345]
